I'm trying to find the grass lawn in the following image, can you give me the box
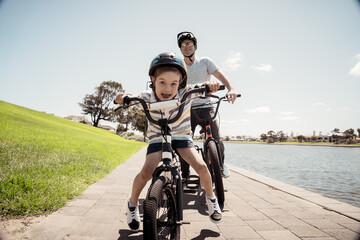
[0,100,147,217]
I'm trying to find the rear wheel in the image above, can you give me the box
[207,141,225,208]
[143,176,180,240]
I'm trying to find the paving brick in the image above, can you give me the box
[218,225,262,239]
[257,230,301,240]
[286,224,331,238]
[245,219,285,231]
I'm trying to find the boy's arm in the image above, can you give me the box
[114,90,151,106]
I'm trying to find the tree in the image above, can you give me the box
[331,128,341,144]
[129,108,146,133]
[114,107,132,133]
[296,135,306,143]
[114,106,147,142]
[79,81,123,127]
[357,128,360,137]
[332,128,340,134]
[343,128,356,144]
[266,130,278,143]
[260,133,267,142]
[277,131,287,142]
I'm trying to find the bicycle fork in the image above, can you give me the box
[155,124,184,222]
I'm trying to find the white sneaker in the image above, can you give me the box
[126,199,140,231]
[222,164,230,178]
[206,197,222,223]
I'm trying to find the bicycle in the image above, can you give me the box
[187,92,241,209]
[116,85,223,240]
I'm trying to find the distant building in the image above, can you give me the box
[98,124,116,132]
[65,115,91,125]
[316,135,330,142]
[65,115,116,132]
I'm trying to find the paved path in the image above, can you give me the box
[8,147,360,239]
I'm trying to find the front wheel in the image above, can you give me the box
[207,141,225,208]
[143,176,180,240]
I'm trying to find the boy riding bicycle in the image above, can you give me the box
[114,52,222,231]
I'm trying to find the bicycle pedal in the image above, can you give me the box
[185,175,200,189]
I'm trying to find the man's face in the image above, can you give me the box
[180,39,196,57]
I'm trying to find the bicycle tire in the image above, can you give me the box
[207,141,225,208]
[143,176,180,240]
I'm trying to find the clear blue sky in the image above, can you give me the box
[1,0,359,137]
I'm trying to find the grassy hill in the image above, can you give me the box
[0,100,146,217]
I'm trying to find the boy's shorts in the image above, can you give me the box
[147,140,194,155]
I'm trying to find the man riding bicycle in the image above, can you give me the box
[177,31,239,181]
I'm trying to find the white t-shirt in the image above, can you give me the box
[186,56,218,108]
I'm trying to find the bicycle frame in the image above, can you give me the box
[193,94,227,168]
[150,121,184,221]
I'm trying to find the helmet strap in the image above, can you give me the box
[184,53,194,62]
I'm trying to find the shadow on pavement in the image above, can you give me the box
[191,229,220,240]
[117,229,143,240]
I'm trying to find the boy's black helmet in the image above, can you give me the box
[177,31,197,48]
[149,52,187,89]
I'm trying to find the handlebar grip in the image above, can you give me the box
[123,96,131,105]
[204,84,225,93]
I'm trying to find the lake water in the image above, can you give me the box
[222,142,360,208]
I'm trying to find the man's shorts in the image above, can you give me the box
[147,140,194,155]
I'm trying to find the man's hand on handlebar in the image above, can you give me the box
[226,89,238,104]
[202,80,220,94]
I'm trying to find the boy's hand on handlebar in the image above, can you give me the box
[227,89,238,104]
[114,93,127,105]
[202,80,220,94]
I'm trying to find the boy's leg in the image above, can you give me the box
[129,151,161,205]
[127,150,161,231]
[177,147,213,195]
[177,147,222,223]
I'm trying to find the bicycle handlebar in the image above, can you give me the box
[115,85,226,126]
[193,93,242,122]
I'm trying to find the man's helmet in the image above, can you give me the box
[149,52,187,89]
[177,31,197,48]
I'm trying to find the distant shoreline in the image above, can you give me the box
[223,141,360,148]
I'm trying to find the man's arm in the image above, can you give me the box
[212,69,238,103]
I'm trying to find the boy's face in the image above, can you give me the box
[151,71,181,101]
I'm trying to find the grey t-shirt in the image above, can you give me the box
[186,56,218,108]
